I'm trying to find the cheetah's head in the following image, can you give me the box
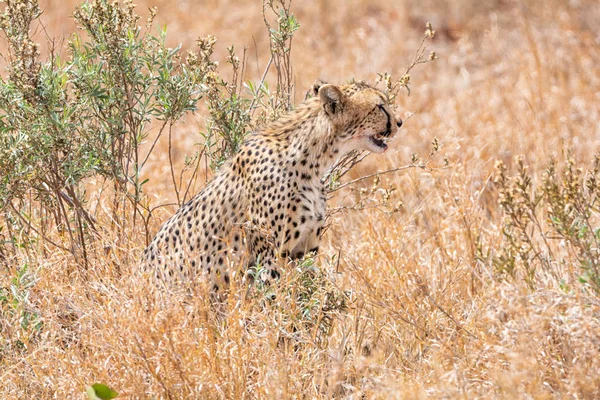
[312,80,403,154]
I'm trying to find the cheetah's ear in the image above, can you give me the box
[318,84,344,116]
[305,79,328,101]
[311,79,327,96]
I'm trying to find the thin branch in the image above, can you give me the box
[140,119,170,169]
[167,122,181,205]
[182,146,206,204]
[331,164,420,193]
[8,203,71,253]
[249,55,273,116]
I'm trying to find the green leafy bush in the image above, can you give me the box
[0,0,216,262]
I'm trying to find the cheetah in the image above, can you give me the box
[142,80,403,293]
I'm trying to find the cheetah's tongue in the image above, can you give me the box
[368,135,388,151]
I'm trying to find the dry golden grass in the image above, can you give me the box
[2,0,600,398]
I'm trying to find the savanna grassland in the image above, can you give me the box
[1,0,600,398]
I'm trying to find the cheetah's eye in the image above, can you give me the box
[377,104,389,116]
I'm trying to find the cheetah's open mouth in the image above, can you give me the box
[368,134,388,151]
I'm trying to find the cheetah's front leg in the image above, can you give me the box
[285,185,326,259]
[288,217,324,259]
[246,231,282,282]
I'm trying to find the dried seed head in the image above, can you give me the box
[425,21,436,38]
[146,6,157,29]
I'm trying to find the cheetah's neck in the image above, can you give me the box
[261,101,344,181]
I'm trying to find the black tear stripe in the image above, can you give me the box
[377,104,392,137]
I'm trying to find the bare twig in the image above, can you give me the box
[141,119,170,170]
[167,122,181,205]
[8,203,71,253]
[332,164,419,193]
[248,55,273,116]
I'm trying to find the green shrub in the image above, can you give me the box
[0,0,217,262]
[493,153,600,292]
[0,0,310,263]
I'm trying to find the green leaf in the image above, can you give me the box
[86,383,118,400]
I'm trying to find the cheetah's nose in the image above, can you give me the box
[396,119,403,128]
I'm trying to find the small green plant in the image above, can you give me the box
[543,154,600,289]
[249,254,348,344]
[261,0,300,112]
[0,264,42,351]
[493,153,600,292]
[201,42,252,170]
[292,255,347,337]
[494,157,548,287]
[86,383,118,400]
[201,0,301,170]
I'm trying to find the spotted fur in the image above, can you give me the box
[142,80,403,293]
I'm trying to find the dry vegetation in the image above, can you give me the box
[2,0,600,398]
